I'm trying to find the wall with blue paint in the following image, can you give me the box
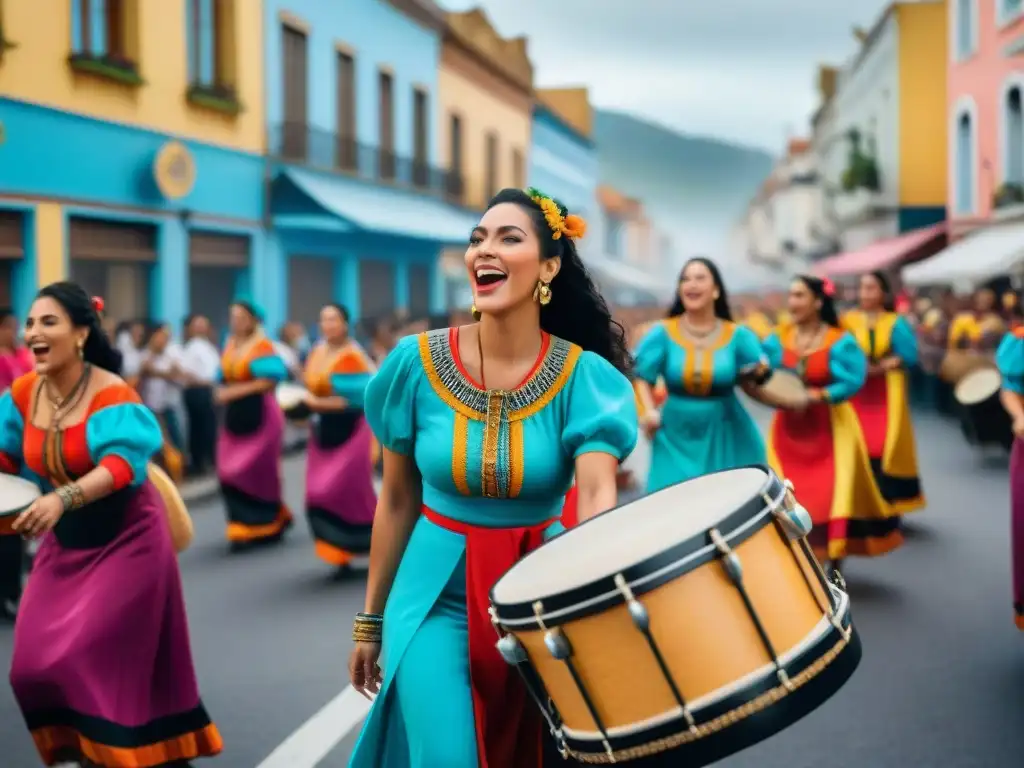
[528,106,598,219]
[264,0,440,164]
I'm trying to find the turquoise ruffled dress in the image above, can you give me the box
[348,328,638,768]
[634,319,769,493]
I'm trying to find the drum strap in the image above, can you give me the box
[421,505,554,768]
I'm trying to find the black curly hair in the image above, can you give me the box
[35,281,123,373]
[667,257,734,321]
[484,188,632,376]
[794,274,841,328]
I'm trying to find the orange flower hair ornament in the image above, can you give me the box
[526,187,587,241]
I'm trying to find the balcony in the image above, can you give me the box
[269,122,466,206]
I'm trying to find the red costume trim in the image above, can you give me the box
[99,456,134,490]
[421,505,551,768]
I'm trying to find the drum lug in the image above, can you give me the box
[496,634,528,665]
[829,565,847,592]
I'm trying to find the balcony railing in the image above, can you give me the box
[269,122,466,205]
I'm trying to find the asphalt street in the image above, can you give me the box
[1,404,1023,768]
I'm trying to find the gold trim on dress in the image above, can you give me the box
[661,319,737,395]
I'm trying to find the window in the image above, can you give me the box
[511,148,524,189]
[412,88,429,187]
[335,50,356,171]
[955,109,976,214]
[955,0,977,60]
[378,70,395,181]
[999,0,1023,26]
[186,0,239,111]
[281,24,309,160]
[448,113,464,202]
[70,0,140,81]
[484,132,499,202]
[1005,85,1024,185]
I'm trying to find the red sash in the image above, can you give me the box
[421,506,553,768]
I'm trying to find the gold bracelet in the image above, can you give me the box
[352,612,383,643]
[56,484,85,511]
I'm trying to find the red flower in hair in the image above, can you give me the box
[821,278,836,298]
[91,296,105,313]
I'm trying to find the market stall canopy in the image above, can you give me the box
[272,168,479,245]
[812,223,945,277]
[902,222,1024,287]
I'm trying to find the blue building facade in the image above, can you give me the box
[262,0,476,334]
[528,97,598,220]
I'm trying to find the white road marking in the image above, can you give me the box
[253,685,370,768]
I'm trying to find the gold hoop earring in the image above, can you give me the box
[77,340,85,358]
[713,291,721,300]
[534,281,552,306]
[471,304,482,321]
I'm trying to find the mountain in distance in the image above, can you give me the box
[594,109,775,275]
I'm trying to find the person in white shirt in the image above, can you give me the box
[140,323,186,459]
[180,314,221,475]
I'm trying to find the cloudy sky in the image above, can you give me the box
[437,0,891,152]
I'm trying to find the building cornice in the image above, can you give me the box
[443,9,533,95]
[536,87,593,142]
[384,0,446,33]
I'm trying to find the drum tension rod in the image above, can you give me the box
[613,574,697,733]
[489,607,567,754]
[533,600,615,762]
[709,529,795,693]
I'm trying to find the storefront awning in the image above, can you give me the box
[273,167,478,245]
[812,223,945,277]
[902,222,1024,287]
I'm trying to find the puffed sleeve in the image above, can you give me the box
[632,322,668,387]
[733,325,771,378]
[824,333,867,404]
[889,315,919,367]
[86,400,163,490]
[562,351,639,461]
[0,391,23,475]
[330,348,375,408]
[363,334,422,456]
[249,353,290,382]
[996,332,1024,394]
[761,332,784,370]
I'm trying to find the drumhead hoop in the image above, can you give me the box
[0,475,41,516]
[955,368,1001,405]
[492,466,775,607]
[762,370,808,406]
[276,383,307,409]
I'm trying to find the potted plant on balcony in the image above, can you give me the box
[993,182,1024,209]
[840,128,881,193]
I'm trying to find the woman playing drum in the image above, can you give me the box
[843,271,925,516]
[633,257,770,493]
[215,299,293,549]
[1,282,221,766]
[346,188,637,768]
[995,327,1024,630]
[301,302,377,570]
[763,275,899,570]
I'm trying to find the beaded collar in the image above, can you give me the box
[418,328,580,421]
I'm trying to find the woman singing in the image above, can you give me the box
[763,275,899,569]
[303,303,377,570]
[346,188,637,767]
[634,257,769,492]
[995,328,1024,630]
[2,282,221,766]
[215,299,292,549]
[843,271,925,515]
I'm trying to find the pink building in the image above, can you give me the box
[947,0,1024,237]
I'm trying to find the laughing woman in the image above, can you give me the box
[4,282,221,767]
[303,303,377,570]
[633,257,770,493]
[215,300,293,549]
[995,328,1024,630]
[764,275,900,569]
[843,271,925,516]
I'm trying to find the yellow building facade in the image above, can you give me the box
[0,0,266,329]
[896,0,948,209]
[438,9,533,211]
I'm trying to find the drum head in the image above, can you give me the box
[955,368,1001,405]
[762,370,808,407]
[492,466,772,606]
[0,475,41,516]
[276,383,307,410]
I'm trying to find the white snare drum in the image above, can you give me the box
[761,370,809,409]
[0,475,40,535]
[490,465,859,765]
[276,383,311,421]
[955,367,1012,449]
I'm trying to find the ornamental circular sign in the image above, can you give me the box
[153,140,196,200]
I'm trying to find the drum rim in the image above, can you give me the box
[490,464,785,628]
[559,589,859,763]
[0,475,41,517]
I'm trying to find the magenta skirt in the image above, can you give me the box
[1011,440,1024,630]
[305,414,377,566]
[217,391,291,543]
[9,482,223,766]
